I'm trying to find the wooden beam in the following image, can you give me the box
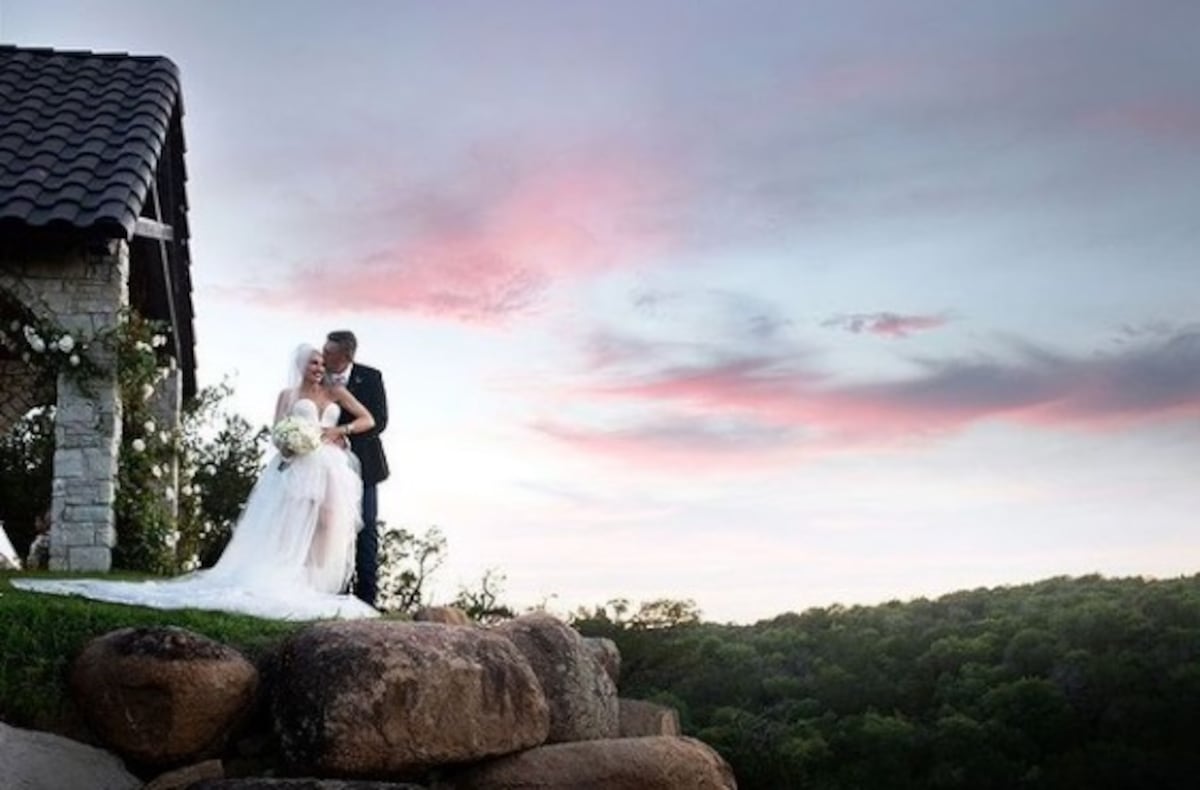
[134,217,175,241]
[148,180,182,363]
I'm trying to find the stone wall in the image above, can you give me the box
[0,240,129,571]
[0,357,50,436]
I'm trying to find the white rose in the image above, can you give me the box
[151,464,162,478]
[204,464,216,475]
[131,438,146,452]
[181,484,193,496]
[141,383,155,401]
[152,334,166,347]
[57,334,75,352]
[29,336,45,353]
[135,340,152,354]
[159,431,170,445]
[144,419,156,434]
[69,354,81,366]
[164,487,176,503]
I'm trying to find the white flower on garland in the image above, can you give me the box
[141,383,155,402]
[57,334,75,353]
[151,464,163,478]
[69,354,80,366]
[152,334,167,348]
[131,438,146,453]
[159,431,170,446]
[144,419,156,434]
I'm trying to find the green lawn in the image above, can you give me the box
[0,571,305,730]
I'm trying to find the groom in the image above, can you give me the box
[324,330,389,608]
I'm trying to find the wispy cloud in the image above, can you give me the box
[243,146,677,324]
[537,327,1200,467]
[532,413,801,472]
[823,311,951,338]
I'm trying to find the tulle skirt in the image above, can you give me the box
[12,443,378,621]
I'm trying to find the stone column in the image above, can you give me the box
[45,241,129,571]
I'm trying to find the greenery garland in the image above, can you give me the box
[110,310,181,573]
[0,285,184,573]
[0,289,106,396]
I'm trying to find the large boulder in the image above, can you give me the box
[272,620,549,778]
[582,636,620,687]
[618,698,681,737]
[191,781,427,789]
[494,614,618,743]
[445,735,737,789]
[143,758,224,790]
[0,720,140,790]
[413,606,473,626]
[70,626,258,766]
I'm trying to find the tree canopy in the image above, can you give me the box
[575,574,1200,790]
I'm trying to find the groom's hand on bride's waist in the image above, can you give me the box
[320,426,348,447]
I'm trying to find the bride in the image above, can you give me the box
[12,344,380,620]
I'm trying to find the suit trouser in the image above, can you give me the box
[354,483,379,606]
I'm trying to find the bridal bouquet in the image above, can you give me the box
[272,416,322,469]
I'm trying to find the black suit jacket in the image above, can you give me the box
[336,362,390,485]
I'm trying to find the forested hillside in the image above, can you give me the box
[576,574,1200,790]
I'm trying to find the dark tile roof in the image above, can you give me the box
[0,45,197,399]
[0,46,181,238]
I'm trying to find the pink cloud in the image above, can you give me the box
[537,329,1200,468]
[248,150,675,324]
[531,415,805,475]
[823,311,951,338]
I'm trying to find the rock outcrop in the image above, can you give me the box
[583,635,620,686]
[13,616,729,788]
[272,621,549,777]
[619,698,682,736]
[494,614,619,743]
[0,720,141,790]
[413,606,473,626]
[444,735,737,790]
[70,626,258,766]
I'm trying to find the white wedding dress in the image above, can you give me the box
[12,398,378,621]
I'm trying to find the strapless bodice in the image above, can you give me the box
[292,397,340,427]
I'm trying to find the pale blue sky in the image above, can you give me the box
[4,0,1198,621]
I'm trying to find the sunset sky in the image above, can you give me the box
[4,0,1198,623]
